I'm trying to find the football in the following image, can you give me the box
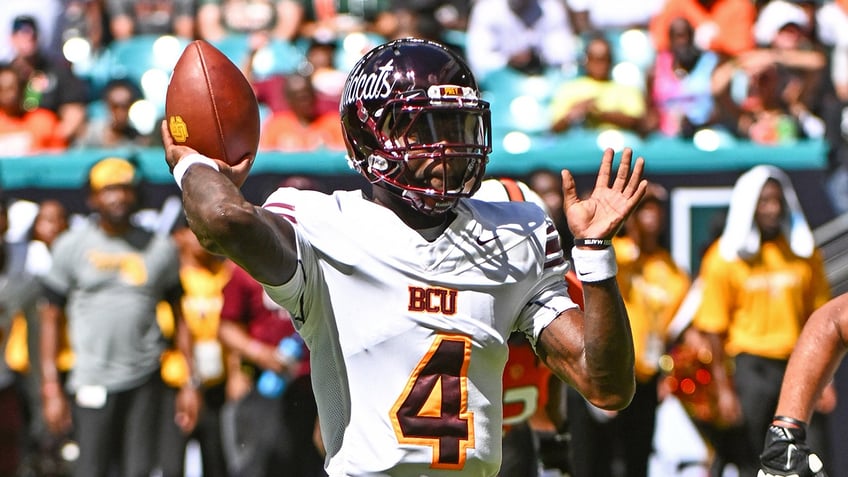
[165,40,259,167]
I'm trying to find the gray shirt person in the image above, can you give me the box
[41,220,181,393]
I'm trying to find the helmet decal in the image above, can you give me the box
[341,60,396,108]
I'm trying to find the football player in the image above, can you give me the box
[163,38,646,476]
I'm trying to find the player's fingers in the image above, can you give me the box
[561,169,578,211]
[627,179,649,211]
[594,148,614,191]
[161,120,173,147]
[623,156,646,197]
[611,148,632,191]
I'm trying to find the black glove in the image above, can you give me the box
[758,424,827,477]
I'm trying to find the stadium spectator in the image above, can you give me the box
[0,0,62,63]
[465,0,579,81]
[53,0,106,56]
[752,0,827,110]
[247,32,342,117]
[649,0,757,59]
[14,198,73,476]
[712,1,827,145]
[644,16,719,137]
[106,0,195,41]
[810,0,848,213]
[218,264,325,477]
[196,0,307,42]
[550,34,646,134]
[25,199,69,277]
[0,64,66,156]
[156,223,231,477]
[375,0,471,51]
[0,197,41,477]
[74,78,153,149]
[565,0,665,34]
[258,72,345,152]
[288,0,390,40]
[8,15,88,145]
[299,35,345,116]
[38,157,200,477]
[691,165,834,477]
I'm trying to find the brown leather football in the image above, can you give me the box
[165,40,259,166]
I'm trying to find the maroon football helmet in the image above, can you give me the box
[340,38,492,214]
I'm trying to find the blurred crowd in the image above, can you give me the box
[0,0,847,477]
[1,1,848,208]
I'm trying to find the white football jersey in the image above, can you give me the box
[262,188,577,477]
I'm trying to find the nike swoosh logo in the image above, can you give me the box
[476,235,499,246]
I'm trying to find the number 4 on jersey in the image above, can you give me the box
[390,334,475,470]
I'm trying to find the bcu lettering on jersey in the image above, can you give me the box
[408,286,458,314]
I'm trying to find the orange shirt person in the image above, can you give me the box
[0,65,66,156]
[259,72,346,152]
[649,0,756,58]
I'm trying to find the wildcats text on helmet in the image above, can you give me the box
[342,60,395,108]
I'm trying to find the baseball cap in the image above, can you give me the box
[754,0,809,45]
[11,15,37,35]
[89,157,138,191]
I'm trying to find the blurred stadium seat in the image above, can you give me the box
[209,33,252,66]
[85,35,189,117]
[334,32,386,72]
[480,66,572,135]
[573,28,655,92]
[250,38,306,78]
[211,33,306,79]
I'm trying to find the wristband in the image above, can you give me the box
[172,154,220,190]
[574,238,613,249]
[571,246,617,282]
[773,415,807,430]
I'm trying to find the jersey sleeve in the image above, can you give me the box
[259,189,321,327]
[515,220,579,344]
[261,228,317,329]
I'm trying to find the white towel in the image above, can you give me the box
[718,165,814,261]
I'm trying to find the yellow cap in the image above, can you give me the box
[89,157,137,191]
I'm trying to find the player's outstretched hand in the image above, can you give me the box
[759,424,828,477]
[161,120,253,188]
[562,147,647,242]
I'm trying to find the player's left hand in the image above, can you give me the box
[562,147,647,242]
[759,424,828,477]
